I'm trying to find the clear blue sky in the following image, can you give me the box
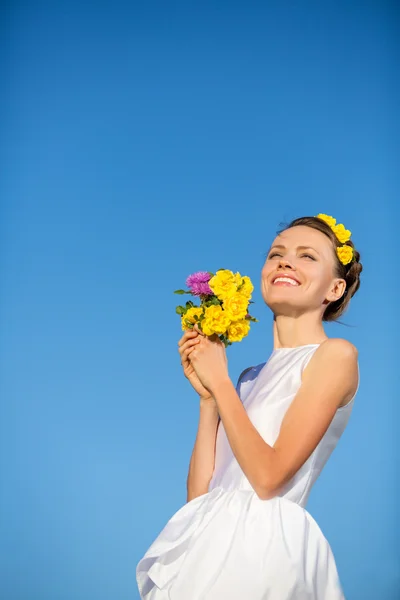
[1,2,398,599]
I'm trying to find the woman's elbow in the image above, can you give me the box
[255,483,280,501]
[254,471,285,501]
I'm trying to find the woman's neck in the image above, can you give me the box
[272,314,328,349]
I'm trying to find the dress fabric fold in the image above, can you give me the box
[137,344,357,599]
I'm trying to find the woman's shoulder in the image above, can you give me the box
[318,337,358,359]
[308,338,359,408]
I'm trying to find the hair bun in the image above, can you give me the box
[345,247,362,299]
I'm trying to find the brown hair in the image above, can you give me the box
[277,216,362,321]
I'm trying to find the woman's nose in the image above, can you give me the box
[278,257,294,269]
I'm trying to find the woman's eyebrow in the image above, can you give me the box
[269,244,320,255]
[297,245,320,255]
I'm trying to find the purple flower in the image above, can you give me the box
[186,271,213,296]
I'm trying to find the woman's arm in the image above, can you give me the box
[186,368,251,503]
[186,398,220,503]
[192,336,358,500]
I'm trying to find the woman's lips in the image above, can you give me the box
[273,281,300,286]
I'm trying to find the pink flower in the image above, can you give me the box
[186,271,213,296]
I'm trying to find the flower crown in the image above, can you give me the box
[315,213,355,265]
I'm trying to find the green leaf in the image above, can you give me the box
[245,316,259,322]
[219,334,232,348]
[185,300,195,309]
[175,305,186,315]
[174,289,191,295]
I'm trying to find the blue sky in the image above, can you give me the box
[1,2,398,599]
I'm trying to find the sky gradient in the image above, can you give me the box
[1,1,399,599]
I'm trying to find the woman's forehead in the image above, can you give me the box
[272,226,329,249]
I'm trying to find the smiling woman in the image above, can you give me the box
[265,215,362,323]
[137,213,363,600]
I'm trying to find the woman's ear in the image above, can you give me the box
[326,278,347,302]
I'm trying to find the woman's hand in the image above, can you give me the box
[178,329,214,402]
[189,325,230,394]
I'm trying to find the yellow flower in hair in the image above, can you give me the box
[315,213,354,265]
[332,223,351,244]
[316,213,337,228]
[336,245,353,265]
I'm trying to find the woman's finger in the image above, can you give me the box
[181,344,197,365]
[178,331,196,347]
[178,329,199,347]
[179,338,199,353]
[179,337,200,357]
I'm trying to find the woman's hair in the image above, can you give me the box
[277,216,362,322]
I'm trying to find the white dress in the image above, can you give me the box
[136,343,358,599]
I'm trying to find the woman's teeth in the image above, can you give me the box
[273,277,299,286]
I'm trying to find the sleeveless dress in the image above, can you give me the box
[136,343,359,599]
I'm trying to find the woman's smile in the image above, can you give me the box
[272,276,301,287]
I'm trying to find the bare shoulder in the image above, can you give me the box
[318,337,358,360]
[304,338,359,407]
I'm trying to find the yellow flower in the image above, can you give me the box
[201,305,231,336]
[227,319,251,342]
[332,223,351,244]
[181,306,204,331]
[316,213,337,228]
[222,293,249,322]
[209,269,237,300]
[234,273,254,300]
[336,245,353,265]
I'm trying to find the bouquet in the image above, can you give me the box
[174,269,258,347]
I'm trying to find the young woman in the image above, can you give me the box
[136,214,362,599]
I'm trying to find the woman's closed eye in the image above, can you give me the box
[300,253,316,260]
[268,252,316,260]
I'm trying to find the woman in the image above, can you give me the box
[136,213,362,599]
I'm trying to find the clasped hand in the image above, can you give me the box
[185,325,230,394]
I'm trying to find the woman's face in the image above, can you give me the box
[261,225,346,317]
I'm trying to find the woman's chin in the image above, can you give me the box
[265,288,301,302]
[265,297,307,315]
